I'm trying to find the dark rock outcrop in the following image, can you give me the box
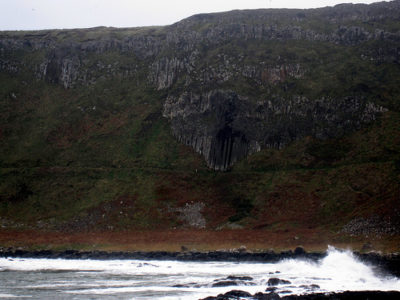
[1,1,399,170]
[1,248,399,277]
[202,290,253,300]
[212,275,256,288]
[163,90,261,170]
[201,290,400,300]
[226,276,253,281]
[299,284,320,290]
[294,247,306,255]
[163,90,386,170]
[212,280,239,287]
[267,278,292,286]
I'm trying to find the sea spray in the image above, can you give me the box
[0,246,399,299]
[275,246,400,294]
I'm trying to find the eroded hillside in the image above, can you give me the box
[0,1,399,245]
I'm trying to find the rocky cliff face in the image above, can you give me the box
[1,1,399,170]
[163,90,386,170]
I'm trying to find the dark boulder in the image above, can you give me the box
[294,247,306,255]
[268,278,292,286]
[281,291,400,299]
[299,284,320,290]
[200,290,252,300]
[226,275,253,281]
[310,284,320,290]
[212,280,239,287]
[279,290,293,294]
[255,292,281,300]
[224,290,253,297]
[203,290,400,300]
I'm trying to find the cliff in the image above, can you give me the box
[2,2,399,170]
[0,1,399,238]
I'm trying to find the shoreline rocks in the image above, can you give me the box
[1,248,399,299]
[0,248,323,262]
[0,248,399,277]
[268,278,292,286]
[201,290,400,300]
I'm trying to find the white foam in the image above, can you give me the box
[273,246,400,293]
[0,246,398,299]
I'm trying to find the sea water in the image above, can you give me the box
[0,247,399,299]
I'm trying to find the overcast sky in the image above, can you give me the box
[0,0,383,31]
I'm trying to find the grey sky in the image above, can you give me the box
[0,0,383,31]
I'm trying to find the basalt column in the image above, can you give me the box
[163,90,259,171]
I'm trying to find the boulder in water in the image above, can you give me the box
[255,292,281,299]
[224,290,252,297]
[267,278,291,286]
[203,290,400,300]
[299,284,320,290]
[200,290,253,300]
[226,275,253,281]
[212,280,239,287]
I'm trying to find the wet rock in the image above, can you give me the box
[268,278,292,286]
[255,292,281,300]
[280,250,293,257]
[212,280,239,287]
[355,252,400,277]
[203,290,400,300]
[200,290,254,300]
[294,247,306,255]
[223,290,253,297]
[279,290,292,294]
[172,284,189,288]
[226,275,253,281]
[310,284,320,289]
[299,284,320,290]
[281,291,400,299]
[211,275,256,289]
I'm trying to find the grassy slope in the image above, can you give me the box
[1,76,398,251]
[1,17,400,252]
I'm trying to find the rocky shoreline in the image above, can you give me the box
[201,290,400,300]
[1,247,399,277]
[1,247,399,299]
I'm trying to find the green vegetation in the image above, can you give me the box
[0,3,399,241]
[1,93,398,231]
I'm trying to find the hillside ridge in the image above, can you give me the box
[0,1,399,249]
